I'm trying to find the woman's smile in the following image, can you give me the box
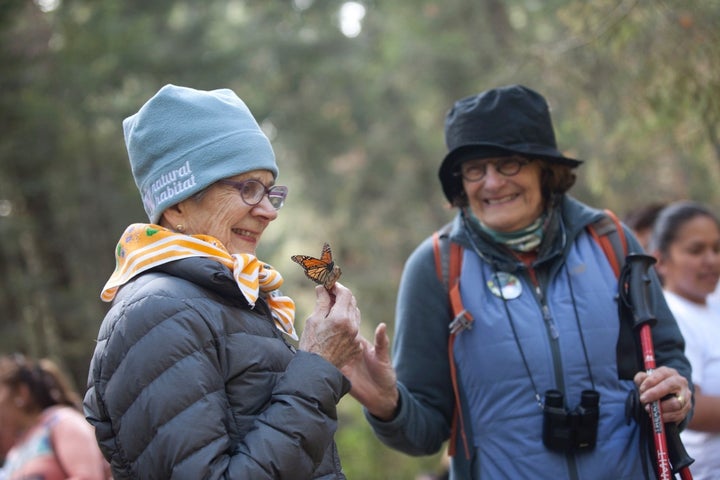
[464,158,544,232]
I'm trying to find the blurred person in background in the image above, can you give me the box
[0,353,109,480]
[83,84,362,479]
[623,201,666,252]
[343,84,693,479]
[650,200,720,480]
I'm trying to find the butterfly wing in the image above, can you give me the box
[320,242,333,264]
[291,243,342,289]
[290,255,328,283]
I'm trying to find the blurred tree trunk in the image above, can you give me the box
[18,226,63,361]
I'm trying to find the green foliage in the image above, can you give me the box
[1,0,719,476]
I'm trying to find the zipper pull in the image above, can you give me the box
[542,304,559,339]
[536,286,559,339]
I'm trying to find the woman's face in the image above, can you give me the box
[656,215,720,304]
[173,170,279,255]
[462,157,544,232]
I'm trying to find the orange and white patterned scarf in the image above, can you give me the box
[101,224,297,340]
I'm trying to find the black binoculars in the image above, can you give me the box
[542,389,600,453]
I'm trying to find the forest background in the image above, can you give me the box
[1,0,718,478]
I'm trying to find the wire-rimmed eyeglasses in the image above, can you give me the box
[455,156,531,182]
[217,179,288,210]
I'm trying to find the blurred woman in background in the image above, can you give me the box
[0,354,109,480]
[651,200,720,480]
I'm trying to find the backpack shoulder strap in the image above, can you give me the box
[586,208,628,278]
[431,224,471,459]
[432,224,472,333]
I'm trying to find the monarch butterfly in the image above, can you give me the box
[291,242,342,290]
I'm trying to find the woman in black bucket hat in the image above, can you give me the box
[343,85,694,479]
[438,85,581,204]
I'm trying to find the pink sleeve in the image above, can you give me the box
[51,408,110,480]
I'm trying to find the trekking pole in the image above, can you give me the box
[619,254,693,480]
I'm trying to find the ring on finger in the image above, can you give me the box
[675,393,685,407]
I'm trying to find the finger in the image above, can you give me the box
[673,386,691,413]
[330,281,348,296]
[313,285,331,314]
[674,392,686,410]
[653,366,682,383]
[328,283,352,309]
[334,288,361,325]
[660,393,689,424]
[640,369,670,391]
[633,371,647,388]
[326,281,348,303]
[640,372,687,404]
[374,323,391,361]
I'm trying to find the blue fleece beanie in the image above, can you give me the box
[123,84,278,224]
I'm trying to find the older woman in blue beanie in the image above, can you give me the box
[84,85,362,479]
[343,85,694,479]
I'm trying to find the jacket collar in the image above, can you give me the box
[449,195,606,272]
[152,257,259,310]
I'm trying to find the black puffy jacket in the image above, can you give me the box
[84,257,350,479]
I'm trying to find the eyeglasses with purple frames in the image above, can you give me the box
[217,179,288,210]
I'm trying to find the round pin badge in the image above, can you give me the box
[486,272,522,299]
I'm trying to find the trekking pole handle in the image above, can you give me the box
[623,254,658,330]
[621,254,687,479]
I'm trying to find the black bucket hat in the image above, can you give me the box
[438,84,582,202]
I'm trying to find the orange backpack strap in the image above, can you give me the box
[432,226,471,459]
[587,209,628,278]
[432,224,474,332]
[432,230,447,288]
